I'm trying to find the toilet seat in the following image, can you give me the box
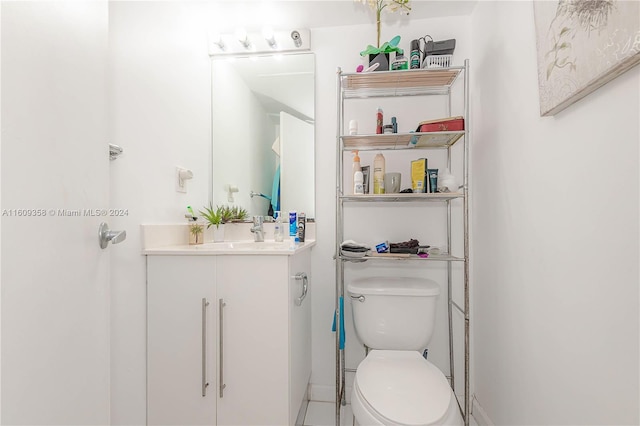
[354,350,451,425]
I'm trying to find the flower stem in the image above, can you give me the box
[376,8,381,48]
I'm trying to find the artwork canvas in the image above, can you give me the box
[534,1,640,116]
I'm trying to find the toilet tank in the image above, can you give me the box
[347,277,440,350]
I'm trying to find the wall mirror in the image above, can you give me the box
[211,53,315,219]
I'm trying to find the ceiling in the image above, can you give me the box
[205,1,478,33]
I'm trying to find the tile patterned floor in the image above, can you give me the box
[303,399,479,426]
[303,401,354,426]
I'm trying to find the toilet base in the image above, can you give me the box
[351,376,464,426]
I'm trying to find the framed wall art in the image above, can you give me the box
[534,1,640,116]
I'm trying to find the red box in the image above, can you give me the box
[416,116,464,132]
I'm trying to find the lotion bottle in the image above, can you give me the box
[354,171,364,194]
[373,153,386,194]
[352,150,362,194]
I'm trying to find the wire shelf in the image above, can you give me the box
[340,192,463,202]
[341,68,462,98]
[341,131,464,150]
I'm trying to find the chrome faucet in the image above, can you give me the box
[251,216,264,242]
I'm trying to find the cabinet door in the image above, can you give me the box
[288,251,313,424]
[217,255,289,426]
[147,256,216,426]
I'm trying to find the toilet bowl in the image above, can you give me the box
[350,350,463,426]
[347,277,463,426]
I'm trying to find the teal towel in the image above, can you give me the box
[331,296,345,350]
[271,166,280,213]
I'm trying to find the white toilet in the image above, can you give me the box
[348,277,464,426]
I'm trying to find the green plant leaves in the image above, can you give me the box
[359,35,402,56]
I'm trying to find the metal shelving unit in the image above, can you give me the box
[334,61,470,426]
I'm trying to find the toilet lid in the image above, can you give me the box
[356,350,451,426]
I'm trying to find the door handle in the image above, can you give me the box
[202,298,210,397]
[294,273,309,306]
[98,222,126,249]
[219,298,226,398]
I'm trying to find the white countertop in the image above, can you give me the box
[143,239,316,256]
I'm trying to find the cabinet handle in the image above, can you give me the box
[201,298,210,397]
[219,298,226,397]
[294,273,309,306]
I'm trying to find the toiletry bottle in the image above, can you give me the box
[349,119,358,135]
[373,153,386,194]
[391,116,398,133]
[354,171,364,194]
[352,150,362,195]
[391,49,409,70]
[297,212,306,242]
[376,107,383,134]
[289,211,297,239]
[274,211,284,242]
[410,39,421,69]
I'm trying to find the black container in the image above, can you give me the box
[368,53,389,71]
[297,212,306,242]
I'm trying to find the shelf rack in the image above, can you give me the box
[334,62,470,426]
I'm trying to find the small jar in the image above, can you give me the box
[349,119,358,135]
[383,125,394,134]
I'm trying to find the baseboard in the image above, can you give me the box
[471,395,494,426]
[309,384,352,404]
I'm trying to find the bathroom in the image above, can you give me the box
[1,1,638,425]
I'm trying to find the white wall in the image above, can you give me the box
[109,3,212,423]
[470,1,639,424]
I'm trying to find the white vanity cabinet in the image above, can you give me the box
[146,249,312,426]
[147,256,217,426]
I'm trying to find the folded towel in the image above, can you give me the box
[331,296,345,350]
[340,240,371,252]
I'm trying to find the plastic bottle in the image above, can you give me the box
[289,211,297,239]
[391,49,409,70]
[373,153,386,194]
[376,107,383,134]
[354,171,364,194]
[352,150,362,195]
[297,212,306,242]
[274,211,284,242]
[349,119,358,135]
[410,39,421,69]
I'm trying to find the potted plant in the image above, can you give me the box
[230,205,248,222]
[188,221,204,245]
[200,202,226,242]
[355,0,411,70]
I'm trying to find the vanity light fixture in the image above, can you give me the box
[263,27,277,49]
[208,28,310,57]
[236,27,251,50]
[211,33,226,51]
[291,30,302,48]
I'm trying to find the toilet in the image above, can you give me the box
[348,277,463,426]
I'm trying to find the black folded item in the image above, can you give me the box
[341,245,369,252]
[389,239,420,249]
[425,39,456,56]
[390,245,430,254]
